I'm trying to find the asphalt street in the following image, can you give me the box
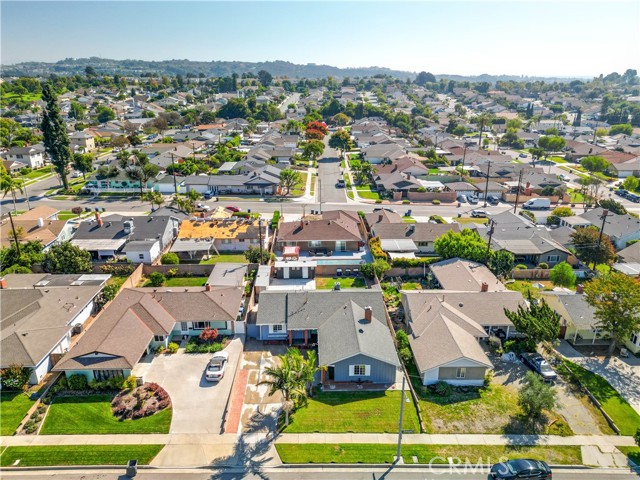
[317,146,347,204]
[2,466,638,480]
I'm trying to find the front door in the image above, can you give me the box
[327,366,335,381]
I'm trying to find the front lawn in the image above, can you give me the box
[0,445,163,467]
[559,360,640,436]
[455,217,489,225]
[402,216,416,223]
[315,277,366,289]
[40,394,172,434]
[20,167,51,180]
[199,253,248,264]
[355,185,380,200]
[143,276,208,287]
[0,392,35,436]
[275,444,581,465]
[290,172,308,197]
[283,391,420,433]
[417,383,572,435]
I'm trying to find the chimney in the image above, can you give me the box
[299,219,304,229]
[37,218,44,228]
[481,282,489,292]
[205,284,212,291]
[364,306,372,323]
[0,277,7,289]
[576,284,584,294]
[95,212,103,227]
[378,214,384,222]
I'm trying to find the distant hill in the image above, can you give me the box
[0,57,588,82]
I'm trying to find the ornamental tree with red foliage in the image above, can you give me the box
[305,129,325,140]
[199,327,219,342]
[306,121,328,135]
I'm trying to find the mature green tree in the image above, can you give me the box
[1,175,24,213]
[581,155,610,174]
[257,70,273,87]
[0,241,44,273]
[328,129,352,153]
[69,102,85,120]
[43,242,92,274]
[360,258,390,279]
[72,153,94,180]
[278,168,302,196]
[301,140,325,162]
[584,272,640,354]
[475,112,495,148]
[41,83,72,190]
[333,113,350,126]
[622,176,639,192]
[244,245,271,264]
[609,124,633,136]
[434,229,489,264]
[504,293,561,344]
[518,371,557,421]
[571,226,616,268]
[500,128,525,148]
[350,160,374,185]
[141,190,164,211]
[597,198,627,215]
[549,262,576,288]
[529,147,545,165]
[96,106,116,123]
[488,250,515,278]
[217,98,250,119]
[415,71,436,85]
[538,135,566,161]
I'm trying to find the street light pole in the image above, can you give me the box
[396,376,406,463]
[170,153,178,194]
[483,160,492,208]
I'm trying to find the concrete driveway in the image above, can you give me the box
[132,336,243,434]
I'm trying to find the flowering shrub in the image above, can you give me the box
[111,382,171,420]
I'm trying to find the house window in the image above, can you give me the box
[223,239,232,244]
[350,365,370,376]
[180,322,189,332]
[271,324,284,332]
[93,370,124,381]
[138,254,144,260]
[335,241,347,252]
[547,255,560,263]
[154,335,165,342]
[456,368,467,379]
[309,240,322,248]
[631,333,639,345]
[193,322,210,330]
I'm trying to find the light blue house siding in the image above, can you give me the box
[330,354,397,384]
[254,324,289,341]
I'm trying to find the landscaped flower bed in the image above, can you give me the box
[111,383,171,420]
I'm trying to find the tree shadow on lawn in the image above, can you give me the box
[502,414,553,445]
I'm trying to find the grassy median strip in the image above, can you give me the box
[0,445,164,467]
[560,360,640,436]
[0,392,35,436]
[275,444,582,465]
[41,395,171,435]
[617,447,640,465]
[283,391,420,433]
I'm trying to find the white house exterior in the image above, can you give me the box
[5,147,45,168]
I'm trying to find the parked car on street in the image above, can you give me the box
[471,209,489,218]
[519,353,557,381]
[490,459,552,479]
[487,195,500,205]
[205,351,230,382]
[519,153,528,158]
[225,205,240,212]
[467,196,479,205]
[195,203,211,212]
[336,178,345,188]
[457,194,468,203]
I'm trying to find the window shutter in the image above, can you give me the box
[364,365,371,376]
[349,365,355,376]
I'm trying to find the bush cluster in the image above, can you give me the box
[429,215,445,224]
[0,364,32,391]
[111,382,171,420]
[391,257,441,268]
[369,237,387,261]
[160,253,180,265]
[99,264,136,276]
[271,210,280,230]
[185,337,225,353]
[503,338,537,355]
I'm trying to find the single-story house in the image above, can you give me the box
[429,258,507,291]
[371,223,462,256]
[0,273,109,384]
[1,206,74,250]
[251,290,400,386]
[54,285,245,382]
[561,208,640,250]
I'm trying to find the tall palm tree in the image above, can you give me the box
[476,112,494,148]
[1,175,25,214]
[258,355,306,427]
[142,191,164,212]
[288,348,323,398]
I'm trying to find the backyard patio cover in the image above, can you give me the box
[283,246,300,260]
[170,238,214,252]
[380,238,418,252]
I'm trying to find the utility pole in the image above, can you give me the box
[170,153,178,194]
[318,177,322,214]
[459,147,467,181]
[596,209,611,266]
[483,160,492,208]
[22,179,31,211]
[8,212,21,256]
[486,219,495,262]
[257,218,264,265]
[513,169,524,214]
[396,376,406,463]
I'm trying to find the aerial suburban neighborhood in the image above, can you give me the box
[1,2,640,480]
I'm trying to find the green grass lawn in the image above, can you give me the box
[617,446,640,465]
[400,282,423,290]
[143,276,208,287]
[2,92,42,102]
[284,391,420,433]
[549,155,568,164]
[199,253,248,264]
[0,445,164,467]
[275,444,581,465]
[402,216,416,223]
[505,280,541,299]
[315,277,366,289]
[40,395,172,435]
[290,172,308,196]
[355,186,380,200]
[106,275,128,291]
[455,217,489,225]
[568,189,586,203]
[0,392,35,436]
[560,360,640,436]
[346,190,355,200]
[20,167,52,180]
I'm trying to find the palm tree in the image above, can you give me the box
[142,191,164,212]
[1,175,25,213]
[258,355,306,427]
[288,348,323,398]
[476,112,494,148]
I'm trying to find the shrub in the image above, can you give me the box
[271,210,281,229]
[99,264,135,276]
[432,199,441,205]
[537,262,549,269]
[160,253,179,265]
[484,370,494,387]
[551,206,573,217]
[23,420,38,434]
[123,376,138,390]
[357,211,365,218]
[402,200,411,204]
[435,381,453,397]
[165,267,178,278]
[199,327,219,342]
[391,257,441,268]
[167,342,179,353]
[360,259,390,279]
[503,337,536,355]
[0,364,33,391]
[375,199,382,204]
[148,271,165,287]
[369,237,387,260]
[95,283,119,310]
[396,330,410,350]
[518,371,557,420]
[399,347,412,365]
[520,210,536,222]
[71,206,83,215]
[634,427,640,448]
[67,374,88,391]
[515,264,528,270]
[429,215,445,224]
[155,345,165,354]
[488,336,502,354]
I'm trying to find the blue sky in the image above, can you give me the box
[2,1,638,76]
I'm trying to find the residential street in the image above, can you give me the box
[317,146,347,204]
